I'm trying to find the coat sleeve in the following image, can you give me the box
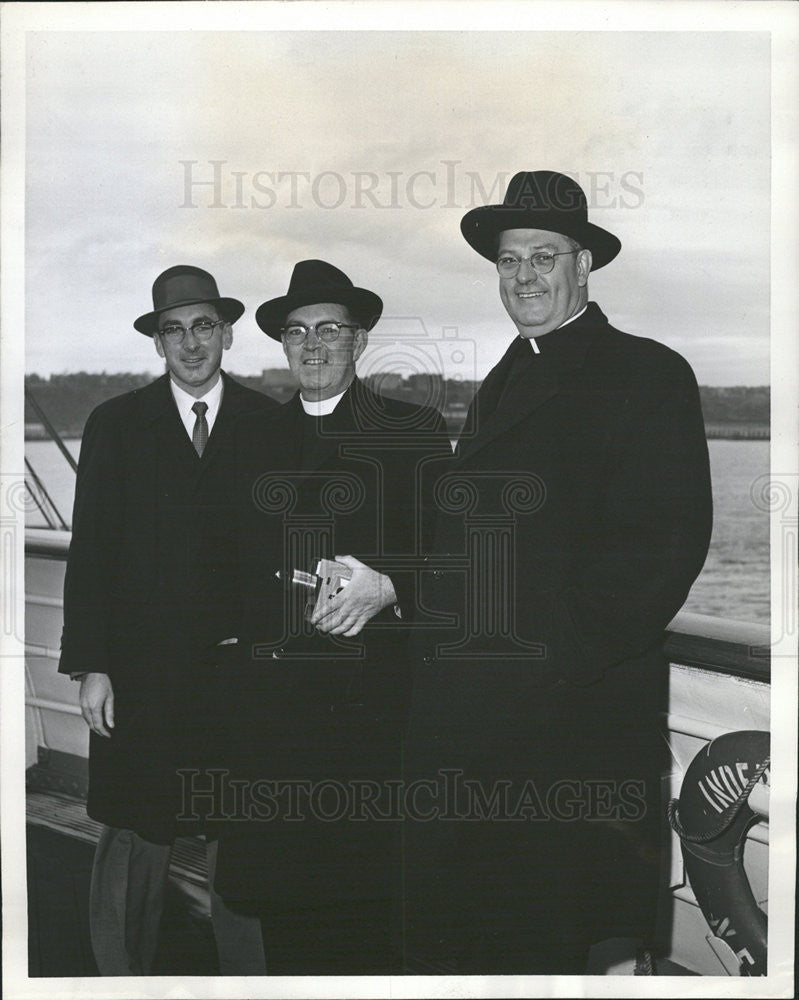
[381,408,453,623]
[58,404,124,677]
[550,352,713,685]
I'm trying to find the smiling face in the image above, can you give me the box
[153,302,232,397]
[497,228,591,338]
[281,302,367,401]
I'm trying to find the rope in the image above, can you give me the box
[668,757,770,844]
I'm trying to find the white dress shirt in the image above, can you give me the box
[170,374,224,440]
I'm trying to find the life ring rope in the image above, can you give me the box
[667,755,770,844]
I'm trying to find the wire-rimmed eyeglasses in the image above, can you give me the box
[496,250,579,278]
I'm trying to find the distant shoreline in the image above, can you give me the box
[25,424,771,443]
[704,425,769,440]
[25,375,771,446]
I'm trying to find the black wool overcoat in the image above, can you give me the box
[403,303,713,972]
[213,377,451,909]
[58,373,277,843]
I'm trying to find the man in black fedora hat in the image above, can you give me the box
[403,171,713,973]
[58,264,276,974]
[211,259,451,973]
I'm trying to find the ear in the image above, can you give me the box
[281,337,289,361]
[577,249,592,286]
[352,328,368,363]
[153,333,166,359]
[222,322,233,351]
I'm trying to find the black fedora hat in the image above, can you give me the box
[255,260,383,341]
[460,171,621,270]
[134,265,245,336]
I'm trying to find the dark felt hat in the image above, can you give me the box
[255,260,383,341]
[460,170,621,270]
[134,265,245,336]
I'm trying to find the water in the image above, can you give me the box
[681,439,770,625]
[24,437,769,625]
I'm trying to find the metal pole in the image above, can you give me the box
[25,387,79,473]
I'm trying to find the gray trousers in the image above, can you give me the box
[89,825,266,975]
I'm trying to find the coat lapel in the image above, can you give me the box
[455,345,558,464]
[134,373,178,428]
[133,375,199,472]
[455,303,607,466]
[198,372,261,469]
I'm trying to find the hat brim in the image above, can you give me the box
[460,206,621,270]
[256,288,383,341]
[134,296,245,336]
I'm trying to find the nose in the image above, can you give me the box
[516,258,539,283]
[183,326,201,350]
[303,328,323,350]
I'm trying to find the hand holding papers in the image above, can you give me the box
[309,555,398,637]
[292,558,353,622]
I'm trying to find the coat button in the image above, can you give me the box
[422,655,433,665]
[432,570,443,580]
[272,648,284,659]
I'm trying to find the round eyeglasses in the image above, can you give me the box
[157,319,226,344]
[280,321,359,345]
[496,250,579,278]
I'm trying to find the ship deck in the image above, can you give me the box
[26,792,697,978]
[22,528,771,979]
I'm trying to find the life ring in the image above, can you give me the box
[668,730,769,977]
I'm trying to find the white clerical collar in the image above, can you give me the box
[527,304,588,353]
[169,373,224,438]
[300,388,348,416]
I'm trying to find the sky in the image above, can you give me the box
[23,27,772,385]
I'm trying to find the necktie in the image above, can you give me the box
[191,401,208,456]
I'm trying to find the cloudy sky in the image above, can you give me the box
[23,23,772,385]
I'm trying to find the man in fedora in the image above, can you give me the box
[58,265,276,974]
[211,259,451,973]
[404,171,713,973]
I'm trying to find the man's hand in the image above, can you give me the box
[79,672,115,737]
[311,555,397,637]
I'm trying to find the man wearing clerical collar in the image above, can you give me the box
[212,259,450,974]
[281,300,365,413]
[403,171,714,975]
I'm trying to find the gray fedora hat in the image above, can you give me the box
[461,170,621,270]
[134,265,245,336]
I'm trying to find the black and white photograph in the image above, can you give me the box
[1,2,796,997]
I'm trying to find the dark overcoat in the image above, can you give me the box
[404,303,713,972]
[58,372,277,843]
[213,378,451,911]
